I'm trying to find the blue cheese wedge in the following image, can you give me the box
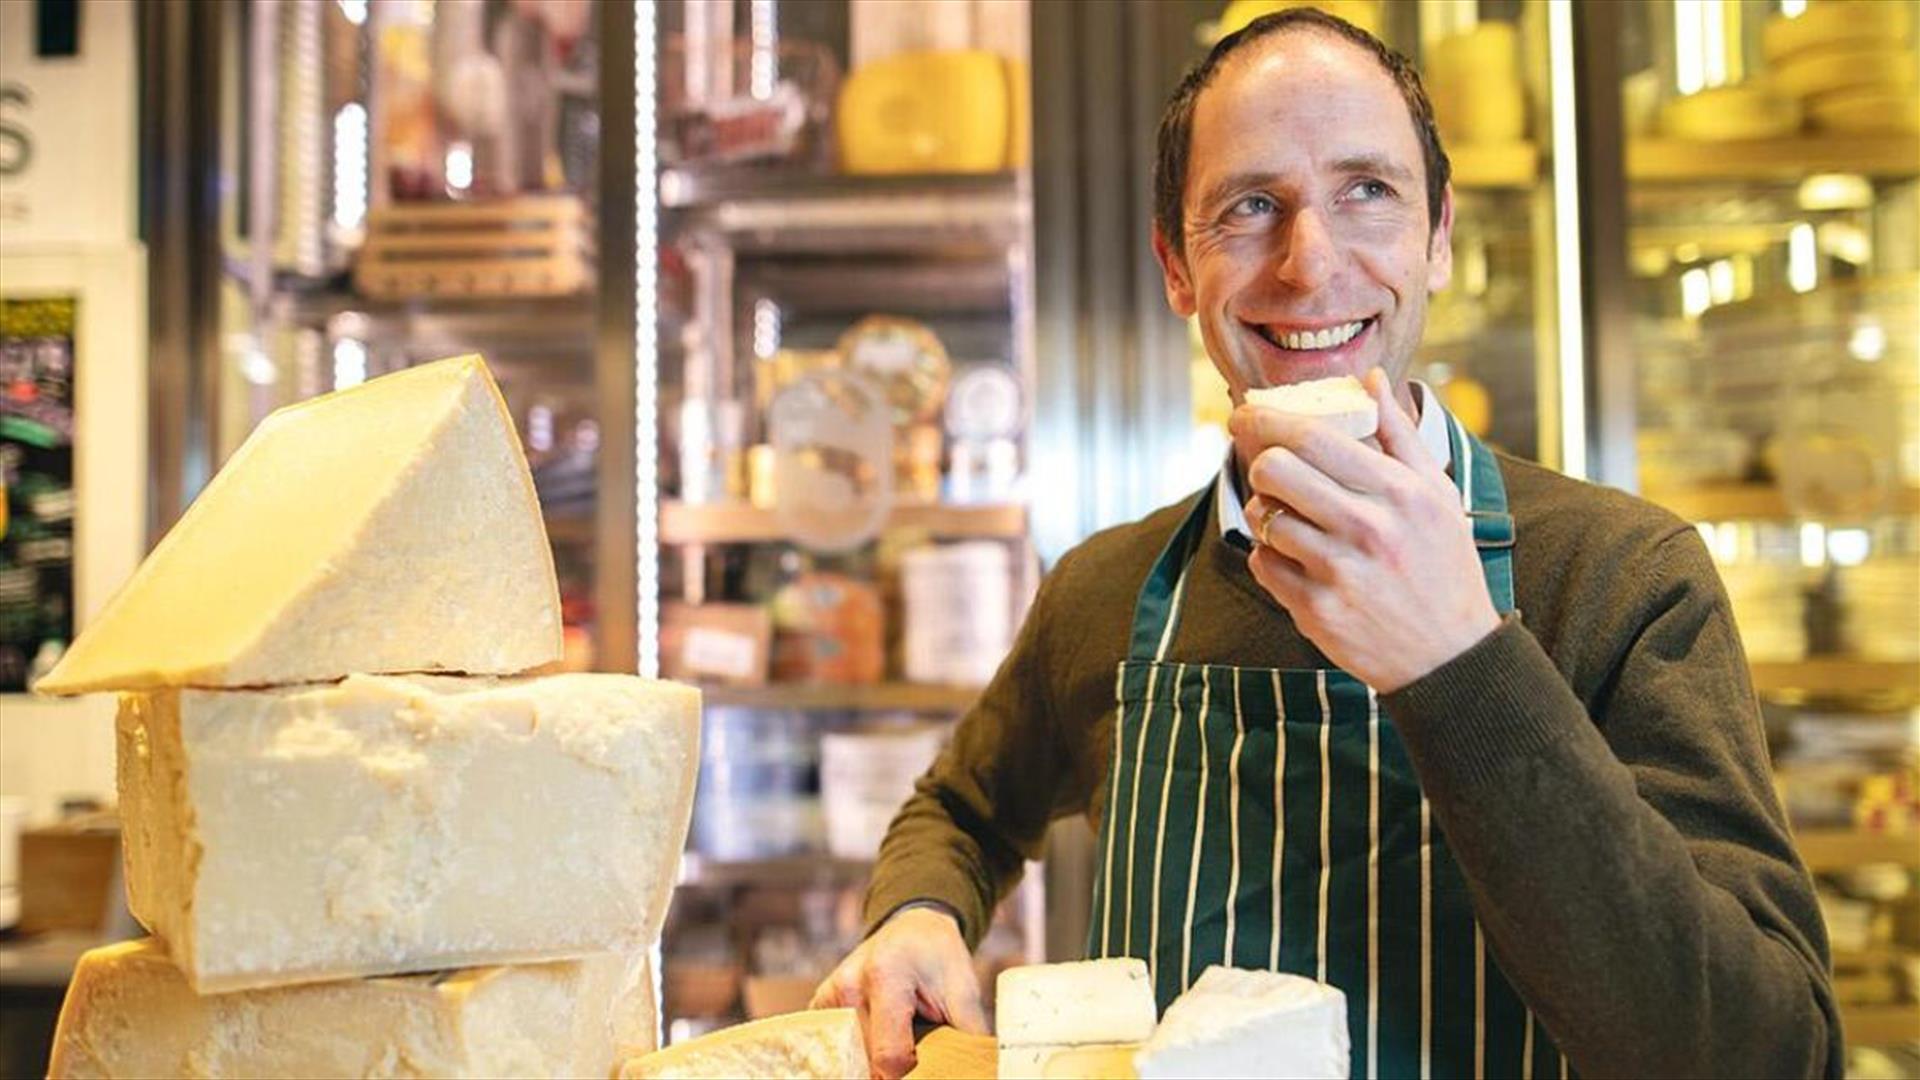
[996,958,1158,1079]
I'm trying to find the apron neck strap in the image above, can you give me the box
[1125,399,1518,663]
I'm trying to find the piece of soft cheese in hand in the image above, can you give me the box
[1133,966,1349,1080]
[997,958,1158,1080]
[47,938,656,1079]
[1243,376,1379,441]
[35,355,561,694]
[618,1009,867,1079]
[117,673,700,992]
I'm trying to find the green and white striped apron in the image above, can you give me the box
[1088,410,1567,1079]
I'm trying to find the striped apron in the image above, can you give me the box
[1087,410,1567,1079]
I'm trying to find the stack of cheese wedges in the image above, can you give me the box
[996,959,1349,1080]
[37,356,701,1079]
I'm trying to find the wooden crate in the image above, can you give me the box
[355,195,592,300]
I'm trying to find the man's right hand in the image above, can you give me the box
[810,904,988,1080]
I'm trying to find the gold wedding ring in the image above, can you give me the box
[1259,503,1285,548]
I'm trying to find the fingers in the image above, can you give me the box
[859,974,920,1080]
[1245,445,1368,535]
[1248,545,1314,614]
[1246,495,1342,576]
[1231,403,1395,495]
[1365,368,1438,476]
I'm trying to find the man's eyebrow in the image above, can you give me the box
[1189,171,1284,217]
[1330,153,1417,185]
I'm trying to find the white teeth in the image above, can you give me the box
[1273,320,1364,351]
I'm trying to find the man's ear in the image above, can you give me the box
[1427,183,1455,293]
[1151,223,1198,317]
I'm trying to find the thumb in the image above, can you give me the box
[937,969,989,1035]
[1365,367,1432,473]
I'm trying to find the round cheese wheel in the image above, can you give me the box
[1772,46,1917,101]
[1762,2,1914,65]
[1810,86,1920,134]
[1660,85,1803,141]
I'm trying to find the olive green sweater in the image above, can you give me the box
[866,452,1839,1078]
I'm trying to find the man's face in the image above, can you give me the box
[1154,33,1454,402]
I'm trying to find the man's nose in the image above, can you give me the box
[1271,208,1337,291]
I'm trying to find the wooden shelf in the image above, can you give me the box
[1628,135,1920,182]
[1833,946,1920,970]
[1840,1002,1920,1046]
[1643,483,1920,522]
[661,501,1026,545]
[661,169,1025,255]
[1450,141,1540,190]
[1794,829,1920,873]
[701,682,982,712]
[1750,659,1920,699]
[676,853,872,889]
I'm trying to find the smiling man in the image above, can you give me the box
[815,11,1838,1079]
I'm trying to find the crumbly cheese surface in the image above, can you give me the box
[1243,376,1379,440]
[1134,966,1348,1080]
[47,938,655,1079]
[118,673,700,992]
[37,355,561,694]
[618,1009,868,1079]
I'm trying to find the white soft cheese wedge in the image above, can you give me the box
[1243,376,1379,441]
[118,673,700,992]
[618,1009,867,1079]
[1134,967,1348,1080]
[997,959,1158,1079]
[36,355,561,694]
[48,938,656,1079]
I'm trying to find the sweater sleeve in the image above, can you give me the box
[1380,526,1840,1079]
[861,551,1080,948]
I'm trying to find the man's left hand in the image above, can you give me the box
[1230,368,1501,694]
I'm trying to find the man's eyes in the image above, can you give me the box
[1228,193,1278,218]
[1346,179,1395,202]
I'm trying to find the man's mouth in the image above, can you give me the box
[1251,318,1375,353]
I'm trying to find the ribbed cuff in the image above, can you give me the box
[1379,613,1584,789]
[863,863,987,947]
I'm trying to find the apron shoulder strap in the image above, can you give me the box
[1127,489,1217,662]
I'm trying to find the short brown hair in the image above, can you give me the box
[1153,8,1452,255]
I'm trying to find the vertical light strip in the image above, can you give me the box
[749,0,778,100]
[635,0,661,677]
[1547,0,1588,479]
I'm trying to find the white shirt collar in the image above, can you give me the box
[1217,379,1454,544]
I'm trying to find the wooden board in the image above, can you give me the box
[907,1026,997,1080]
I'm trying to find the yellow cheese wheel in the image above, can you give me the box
[1762,1,1914,65]
[1660,84,1803,141]
[1772,45,1917,101]
[838,50,1011,175]
[1810,86,1920,133]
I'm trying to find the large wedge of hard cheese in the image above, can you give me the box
[618,1008,867,1079]
[118,673,700,992]
[36,355,561,694]
[1243,376,1379,441]
[47,938,656,1079]
[1134,966,1348,1080]
[997,958,1158,1080]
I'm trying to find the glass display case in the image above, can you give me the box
[1601,0,1920,1054]
[181,0,637,674]
[637,0,1047,1040]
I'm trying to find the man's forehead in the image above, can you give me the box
[1188,31,1420,178]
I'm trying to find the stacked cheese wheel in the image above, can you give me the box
[39,356,702,1078]
[1762,1,1919,135]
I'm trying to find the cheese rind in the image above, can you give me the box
[1134,967,1348,1080]
[36,355,562,694]
[1243,377,1380,440]
[119,673,700,992]
[995,958,1158,1048]
[47,938,656,1079]
[1001,1042,1142,1080]
[618,1009,867,1079]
